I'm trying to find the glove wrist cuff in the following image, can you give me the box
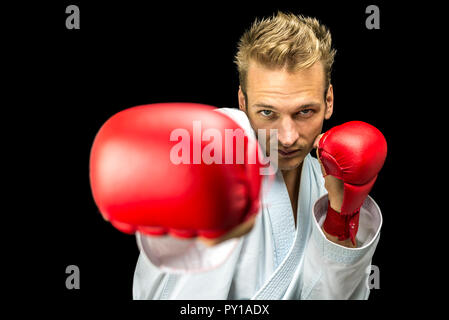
[323,200,360,245]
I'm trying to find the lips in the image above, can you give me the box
[278,149,301,158]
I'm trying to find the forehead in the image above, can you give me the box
[246,60,325,103]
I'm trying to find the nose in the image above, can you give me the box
[278,117,299,148]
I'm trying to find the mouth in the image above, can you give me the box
[278,149,301,158]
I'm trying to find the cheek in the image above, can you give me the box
[309,116,324,136]
[296,116,324,145]
[246,113,275,141]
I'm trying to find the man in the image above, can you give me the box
[116,12,384,299]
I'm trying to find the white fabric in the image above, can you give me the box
[132,108,383,300]
[136,234,240,274]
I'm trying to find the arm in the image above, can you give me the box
[90,104,262,274]
[319,174,356,248]
[313,121,387,248]
[301,193,382,300]
[300,121,387,299]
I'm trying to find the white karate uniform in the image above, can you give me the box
[132,108,383,300]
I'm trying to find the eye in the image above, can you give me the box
[260,110,273,117]
[297,109,315,118]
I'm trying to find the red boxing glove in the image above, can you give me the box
[89,103,263,239]
[318,121,387,245]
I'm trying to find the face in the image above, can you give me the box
[239,60,334,171]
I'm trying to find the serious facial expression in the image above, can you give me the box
[239,60,333,171]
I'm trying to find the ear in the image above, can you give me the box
[238,86,246,111]
[324,84,334,120]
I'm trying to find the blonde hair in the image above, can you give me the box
[235,11,336,97]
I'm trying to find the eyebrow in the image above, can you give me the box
[252,102,321,110]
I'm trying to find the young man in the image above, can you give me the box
[129,12,384,299]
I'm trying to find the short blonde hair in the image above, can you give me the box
[235,11,336,96]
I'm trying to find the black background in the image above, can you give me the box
[9,0,429,314]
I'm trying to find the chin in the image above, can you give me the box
[278,155,304,171]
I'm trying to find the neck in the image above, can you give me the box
[282,162,303,188]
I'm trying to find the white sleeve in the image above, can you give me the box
[134,108,252,274]
[301,194,383,299]
[136,233,239,274]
